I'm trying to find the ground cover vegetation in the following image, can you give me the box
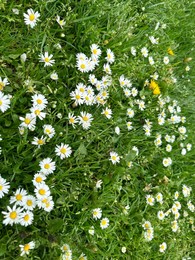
[0,0,195,259]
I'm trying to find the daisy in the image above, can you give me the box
[79,253,87,260]
[83,92,94,106]
[0,77,9,91]
[30,106,46,120]
[92,208,102,220]
[19,241,35,256]
[149,36,159,44]
[144,228,154,241]
[43,124,55,138]
[34,183,51,200]
[23,8,40,28]
[63,249,72,260]
[76,58,89,73]
[171,220,178,232]
[131,46,136,56]
[127,108,134,118]
[0,176,10,198]
[32,173,46,186]
[159,242,167,253]
[141,47,148,57]
[55,143,72,159]
[131,87,138,97]
[32,136,46,148]
[157,211,165,220]
[146,195,155,206]
[156,193,163,204]
[0,91,11,112]
[21,195,37,211]
[10,188,27,205]
[19,113,36,131]
[19,211,34,226]
[2,205,23,225]
[142,221,152,230]
[68,113,78,128]
[162,157,172,167]
[39,158,56,175]
[103,63,112,74]
[90,44,101,57]
[182,184,191,197]
[37,196,54,212]
[70,89,84,106]
[166,144,172,152]
[78,111,93,130]
[39,52,55,67]
[126,121,133,131]
[31,94,48,109]
[100,217,109,229]
[148,56,154,65]
[101,107,112,119]
[61,244,70,253]
[89,74,97,85]
[106,49,115,64]
[178,126,187,134]
[56,15,65,28]
[163,56,169,65]
[109,151,120,164]
[50,72,58,80]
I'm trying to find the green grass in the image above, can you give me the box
[0,0,195,259]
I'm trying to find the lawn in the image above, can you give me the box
[0,0,194,259]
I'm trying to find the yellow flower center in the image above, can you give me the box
[63,245,68,251]
[27,200,33,206]
[0,185,2,190]
[44,57,50,63]
[35,109,40,115]
[16,194,22,201]
[10,211,17,219]
[24,214,30,221]
[80,64,86,69]
[44,163,50,169]
[111,156,116,161]
[93,211,98,216]
[93,49,97,55]
[148,198,153,203]
[37,139,44,145]
[101,219,107,226]
[82,116,88,122]
[39,189,46,195]
[0,82,4,91]
[24,118,31,125]
[107,54,111,59]
[79,257,85,260]
[37,99,42,104]
[69,118,75,123]
[75,94,81,100]
[29,14,35,21]
[145,223,150,229]
[35,176,42,183]
[45,129,51,134]
[60,148,67,154]
[24,244,30,252]
[80,88,85,93]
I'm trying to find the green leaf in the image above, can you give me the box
[47,218,64,233]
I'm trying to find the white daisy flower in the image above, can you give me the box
[39,158,56,175]
[162,157,172,167]
[39,52,55,67]
[90,44,101,57]
[30,106,46,120]
[106,49,115,64]
[32,173,46,186]
[163,56,169,65]
[2,205,23,225]
[68,113,78,128]
[100,217,109,229]
[0,77,9,91]
[102,107,112,119]
[92,208,102,220]
[19,113,36,131]
[32,136,46,148]
[159,242,167,253]
[0,176,10,198]
[70,89,84,106]
[146,195,155,206]
[50,72,58,81]
[78,111,93,130]
[142,221,152,230]
[55,143,72,159]
[37,196,54,212]
[34,183,51,200]
[157,211,165,220]
[43,124,55,138]
[10,188,27,205]
[31,94,48,110]
[131,46,136,56]
[19,211,34,226]
[0,91,11,112]
[21,195,36,211]
[19,241,35,256]
[56,15,65,28]
[76,58,89,73]
[109,151,120,164]
[141,47,148,57]
[23,9,40,28]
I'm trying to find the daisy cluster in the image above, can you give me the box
[60,243,87,260]
[69,44,115,130]
[91,208,110,231]
[143,184,194,252]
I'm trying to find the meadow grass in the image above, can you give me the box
[0,0,195,259]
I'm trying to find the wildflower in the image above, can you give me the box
[0,176,10,198]
[23,9,40,28]
[103,63,112,74]
[100,217,109,229]
[163,56,169,65]
[10,188,27,205]
[168,48,174,56]
[186,143,192,151]
[174,191,179,200]
[89,74,97,85]
[55,143,72,159]
[63,249,72,260]
[0,92,11,112]
[21,195,37,211]
[32,136,46,148]
[79,253,87,260]
[178,126,187,134]
[141,47,148,57]
[109,151,120,164]
[102,107,112,119]
[149,36,159,44]
[146,195,155,206]
[126,121,133,131]
[70,89,84,106]
[181,148,187,156]
[78,111,93,130]
[115,126,120,135]
[157,211,165,220]
[92,208,102,220]
[32,94,48,110]
[39,52,55,67]
[131,87,138,97]
[171,220,179,232]
[88,226,95,235]
[76,58,89,73]
[56,15,65,28]
[19,113,36,131]
[39,158,56,175]
[121,247,127,253]
[159,242,167,253]
[142,221,152,230]
[166,144,172,152]
[34,183,51,200]
[61,244,70,253]
[182,184,191,197]
[106,49,115,64]
[187,201,195,212]
[37,196,54,212]
[95,180,103,189]
[2,205,23,225]
[148,56,154,65]
[90,44,101,57]
[50,72,58,80]
[43,124,55,138]
[162,157,172,167]
[19,241,35,256]
[185,66,190,72]
[144,227,154,241]
[131,46,136,56]
[156,193,163,204]
[0,77,9,91]
[127,108,134,118]
[20,211,34,226]
[32,173,46,186]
